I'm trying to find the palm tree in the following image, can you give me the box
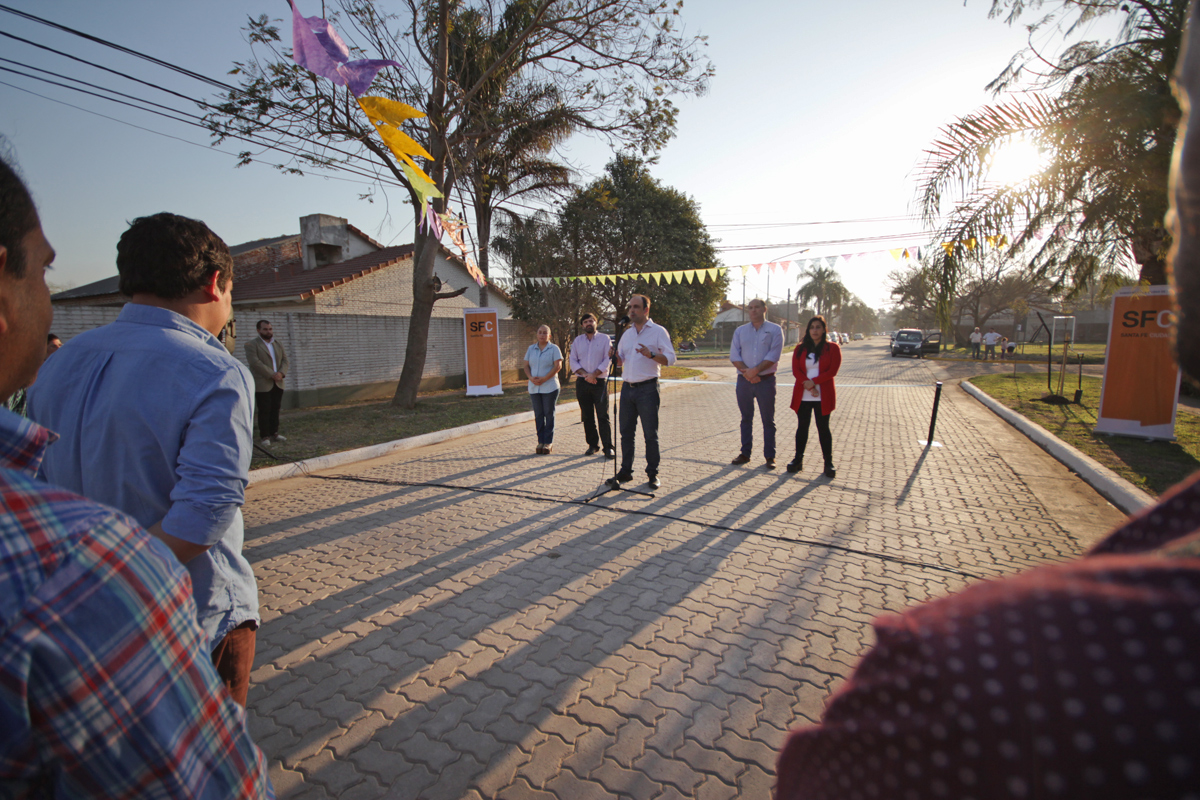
[797,264,849,318]
[917,0,1186,322]
[448,7,581,307]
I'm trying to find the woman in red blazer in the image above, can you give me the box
[788,315,842,478]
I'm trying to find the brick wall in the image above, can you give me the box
[232,312,534,406]
[233,239,302,280]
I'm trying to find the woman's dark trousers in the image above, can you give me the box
[795,400,833,467]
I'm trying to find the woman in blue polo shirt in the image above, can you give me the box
[524,325,563,454]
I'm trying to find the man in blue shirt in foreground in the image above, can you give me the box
[29,212,261,706]
[0,158,271,796]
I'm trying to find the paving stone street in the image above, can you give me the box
[241,339,1127,799]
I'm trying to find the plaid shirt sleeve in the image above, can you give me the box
[1,479,273,799]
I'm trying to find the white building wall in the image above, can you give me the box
[230,312,533,396]
[50,305,123,342]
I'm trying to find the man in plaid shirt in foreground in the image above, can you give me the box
[0,156,272,797]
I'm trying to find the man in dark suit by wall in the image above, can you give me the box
[245,319,290,446]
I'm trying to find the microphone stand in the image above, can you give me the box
[585,318,655,502]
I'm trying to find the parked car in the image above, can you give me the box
[852,333,864,341]
[840,332,850,344]
[891,328,941,358]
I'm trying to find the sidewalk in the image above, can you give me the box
[241,340,1127,799]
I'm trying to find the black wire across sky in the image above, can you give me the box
[0,3,950,259]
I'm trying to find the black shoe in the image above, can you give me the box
[585,445,601,456]
[786,458,802,474]
[824,465,836,479]
[603,448,615,460]
[614,470,634,483]
[731,453,751,465]
[648,475,661,490]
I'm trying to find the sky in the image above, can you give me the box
[0,0,1123,311]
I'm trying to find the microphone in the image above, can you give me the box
[617,315,631,326]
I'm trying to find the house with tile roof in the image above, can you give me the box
[50,214,526,406]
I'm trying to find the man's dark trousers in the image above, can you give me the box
[576,377,613,451]
[620,379,660,476]
[256,384,283,439]
[735,374,776,460]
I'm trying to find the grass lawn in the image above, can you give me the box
[938,342,1107,364]
[969,373,1199,497]
[253,365,703,467]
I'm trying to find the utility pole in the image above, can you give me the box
[786,288,792,344]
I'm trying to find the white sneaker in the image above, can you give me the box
[272,434,287,442]
[260,438,271,446]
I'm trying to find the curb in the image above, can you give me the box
[960,380,1154,514]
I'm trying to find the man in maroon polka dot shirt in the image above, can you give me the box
[776,8,1200,799]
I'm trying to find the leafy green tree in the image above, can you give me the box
[207,0,712,407]
[837,298,879,337]
[558,155,728,343]
[917,0,1186,330]
[888,266,939,330]
[493,212,598,374]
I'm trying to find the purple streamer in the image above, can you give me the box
[290,1,400,96]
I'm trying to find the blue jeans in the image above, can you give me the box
[735,374,776,459]
[620,379,661,476]
[530,390,559,445]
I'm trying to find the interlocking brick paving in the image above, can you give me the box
[241,340,1125,799]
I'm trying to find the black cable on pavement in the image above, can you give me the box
[305,473,987,581]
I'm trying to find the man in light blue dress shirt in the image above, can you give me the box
[729,298,784,469]
[28,213,260,706]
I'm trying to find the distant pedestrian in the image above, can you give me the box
[730,298,784,469]
[983,327,1002,359]
[787,315,841,479]
[1006,338,1017,358]
[525,325,563,454]
[969,327,982,359]
[999,336,1009,359]
[569,313,614,458]
[246,319,290,445]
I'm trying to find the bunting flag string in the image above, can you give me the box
[517,236,1010,285]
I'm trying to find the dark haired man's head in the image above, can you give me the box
[626,294,650,326]
[0,157,54,400]
[581,313,598,334]
[0,157,39,279]
[46,334,62,356]
[257,320,273,342]
[117,213,232,300]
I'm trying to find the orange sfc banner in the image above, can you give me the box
[463,308,503,395]
[1096,285,1181,439]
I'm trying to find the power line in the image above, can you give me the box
[0,79,382,190]
[715,231,936,252]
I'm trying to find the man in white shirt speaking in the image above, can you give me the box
[615,294,676,490]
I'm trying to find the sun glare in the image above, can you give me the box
[987,139,1047,187]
